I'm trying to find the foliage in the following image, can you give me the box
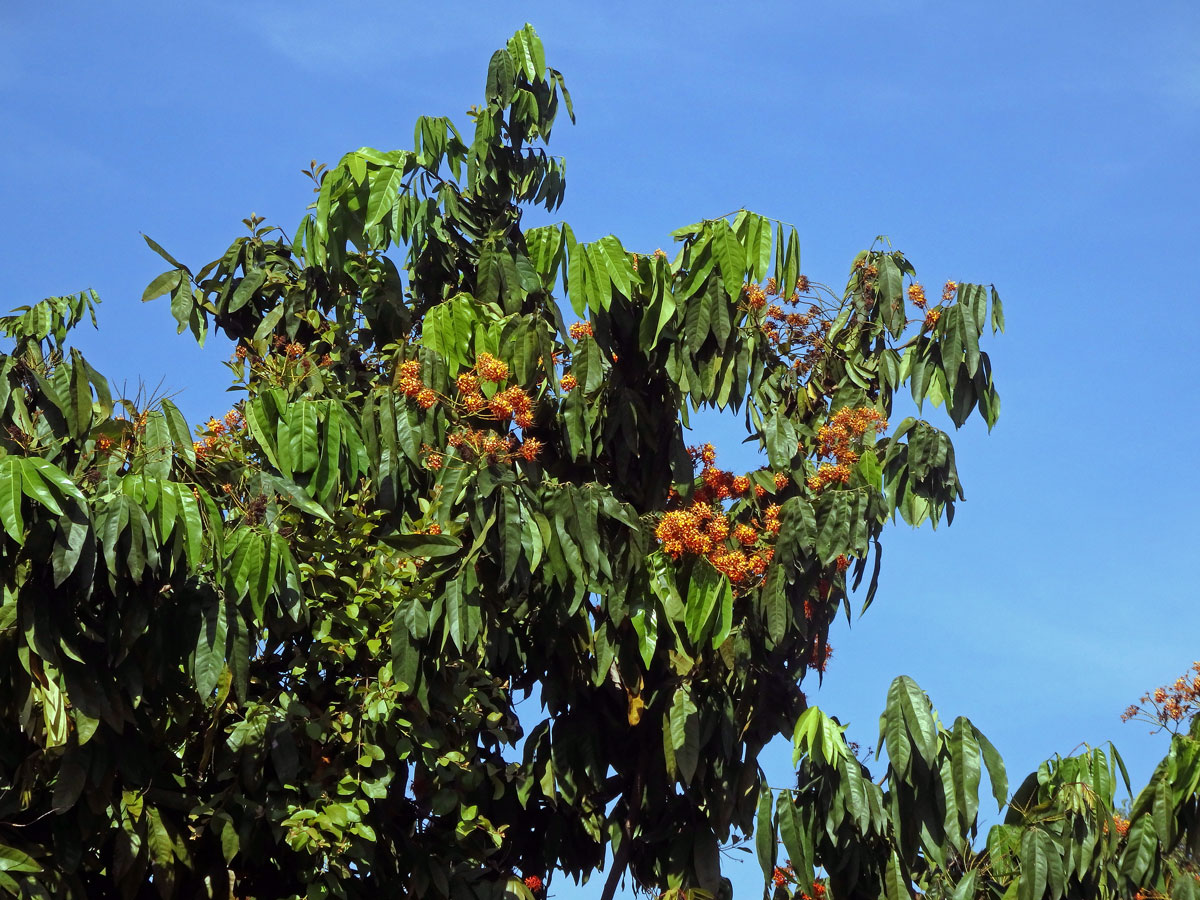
[761,675,1200,900]
[0,23,1022,900]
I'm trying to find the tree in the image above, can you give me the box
[0,23,1011,899]
[760,672,1200,900]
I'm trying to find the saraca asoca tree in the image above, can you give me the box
[0,23,1009,900]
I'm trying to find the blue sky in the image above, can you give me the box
[3,1,1199,895]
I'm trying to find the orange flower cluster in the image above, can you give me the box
[908,283,927,309]
[656,504,729,558]
[809,406,887,489]
[817,407,887,461]
[488,385,534,428]
[774,471,789,490]
[764,504,781,535]
[95,435,114,453]
[744,282,768,310]
[396,359,423,398]
[1122,661,1200,732]
[773,867,787,887]
[835,554,850,572]
[445,428,540,465]
[923,309,941,331]
[795,275,810,294]
[1112,815,1130,837]
[807,464,852,492]
[523,875,542,893]
[560,373,578,392]
[448,429,510,459]
[655,502,771,587]
[285,341,305,359]
[569,321,593,340]
[194,407,246,459]
[423,448,444,471]
[733,523,758,546]
[476,352,509,383]
[942,280,957,302]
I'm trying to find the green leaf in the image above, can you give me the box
[890,675,938,769]
[1120,815,1158,885]
[755,776,776,880]
[141,409,173,479]
[194,591,227,698]
[713,219,745,299]
[142,233,189,271]
[885,850,911,900]
[776,790,812,885]
[287,401,319,475]
[366,165,405,229]
[1019,828,1049,900]
[228,267,266,313]
[684,560,726,645]
[764,415,797,469]
[0,457,24,544]
[0,844,41,873]
[19,459,63,515]
[949,719,982,836]
[631,606,657,669]
[762,563,787,645]
[383,532,462,559]
[141,269,182,304]
[160,398,195,469]
[974,725,1010,811]
[486,49,516,104]
[669,686,699,784]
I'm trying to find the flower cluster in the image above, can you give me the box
[923,308,941,332]
[654,502,772,586]
[805,407,887,492]
[908,283,927,309]
[396,359,423,398]
[770,864,827,899]
[569,321,593,340]
[194,408,246,459]
[744,282,768,311]
[560,373,578,392]
[816,407,887,462]
[487,386,534,428]
[523,875,543,893]
[1122,661,1200,733]
[444,429,540,465]
[655,445,788,587]
[759,297,831,376]
[476,351,509,383]
[942,280,957,302]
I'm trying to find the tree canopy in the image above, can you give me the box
[2,21,1195,900]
